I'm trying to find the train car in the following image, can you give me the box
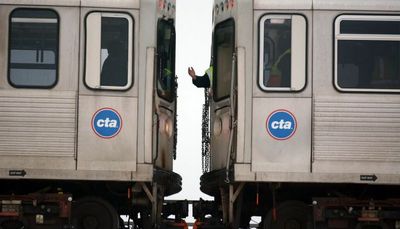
[197,0,400,228]
[0,0,182,228]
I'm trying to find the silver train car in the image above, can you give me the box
[197,0,400,228]
[0,0,182,228]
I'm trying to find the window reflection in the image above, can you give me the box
[336,17,400,90]
[263,19,291,88]
[338,40,400,89]
[214,19,234,100]
[9,9,58,87]
[100,17,129,87]
[157,19,176,101]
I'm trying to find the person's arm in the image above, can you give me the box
[193,73,210,88]
[188,67,210,88]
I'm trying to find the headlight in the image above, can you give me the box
[159,114,174,138]
[164,118,173,138]
[213,117,222,136]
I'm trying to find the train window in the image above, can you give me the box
[258,15,306,92]
[156,19,176,102]
[85,12,133,90]
[340,20,400,35]
[8,9,59,88]
[213,19,235,101]
[335,15,400,92]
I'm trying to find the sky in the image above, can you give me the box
[167,0,214,201]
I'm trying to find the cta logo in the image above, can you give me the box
[91,108,122,139]
[266,109,297,140]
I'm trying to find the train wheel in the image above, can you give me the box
[264,201,312,229]
[72,197,119,229]
[0,220,26,229]
[355,222,390,229]
[313,222,327,229]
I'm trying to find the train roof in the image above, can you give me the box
[254,0,312,10]
[0,0,140,9]
[313,0,400,11]
[254,0,400,11]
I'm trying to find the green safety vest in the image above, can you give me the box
[163,68,172,77]
[270,49,291,76]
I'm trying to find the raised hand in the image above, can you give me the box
[188,67,196,79]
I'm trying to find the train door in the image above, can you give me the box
[153,18,177,171]
[251,14,312,173]
[77,10,138,172]
[0,5,79,171]
[210,19,236,171]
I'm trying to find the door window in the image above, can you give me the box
[85,12,133,90]
[259,14,306,91]
[156,19,176,102]
[213,19,235,101]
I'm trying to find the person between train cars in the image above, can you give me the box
[187,66,212,88]
[101,40,128,86]
[267,48,291,87]
[266,31,291,87]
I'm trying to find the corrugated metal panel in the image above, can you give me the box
[314,96,400,162]
[0,91,76,157]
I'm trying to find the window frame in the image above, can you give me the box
[258,14,307,92]
[84,11,134,91]
[334,14,400,93]
[156,18,176,103]
[213,18,235,102]
[7,8,60,89]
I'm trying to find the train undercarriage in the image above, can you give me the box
[0,169,186,229]
[2,171,400,229]
[193,169,400,229]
